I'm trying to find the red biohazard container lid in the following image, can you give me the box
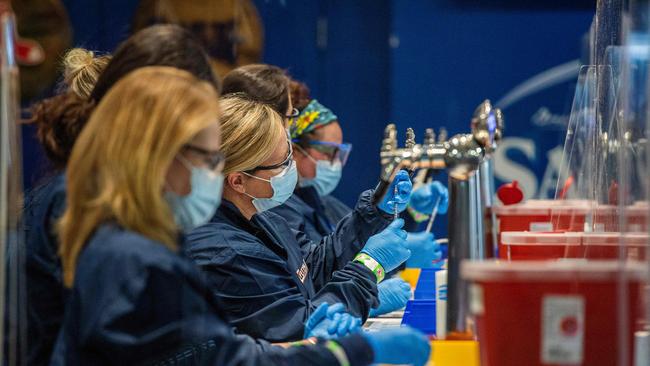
[497,181,524,205]
[493,204,551,216]
[582,232,649,246]
[501,231,582,246]
[461,259,648,282]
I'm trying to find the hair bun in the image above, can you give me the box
[28,92,95,169]
[63,48,95,76]
[289,80,311,111]
[62,48,111,99]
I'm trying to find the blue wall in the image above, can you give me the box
[253,0,593,234]
[22,0,594,235]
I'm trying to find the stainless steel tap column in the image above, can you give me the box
[444,134,484,338]
[478,159,497,255]
[471,100,504,258]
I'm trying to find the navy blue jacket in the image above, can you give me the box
[50,223,374,366]
[273,186,421,243]
[185,190,390,342]
[271,186,352,243]
[23,174,67,365]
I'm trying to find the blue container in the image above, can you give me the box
[401,299,436,335]
[414,268,437,300]
[440,243,448,259]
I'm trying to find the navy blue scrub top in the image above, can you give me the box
[23,173,67,366]
[50,223,375,366]
[185,189,390,342]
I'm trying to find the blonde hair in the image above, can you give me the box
[59,66,219,287]
[218,95,286,175]
[62,48,112,98]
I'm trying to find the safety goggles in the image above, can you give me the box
[293,139,353,166]
[183,144,226,172]
[245,139,294,173]
[286,108,300,119]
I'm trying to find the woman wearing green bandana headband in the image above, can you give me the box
[271,80,451,317]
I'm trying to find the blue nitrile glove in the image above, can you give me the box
[405,231,442,268]
[304,303,361,339]
[360,219,411,273]
[378,170,413,214]
[409,180,449,215]
[328,312,362,337]
[369,278,411,317]
[363,326,431,366]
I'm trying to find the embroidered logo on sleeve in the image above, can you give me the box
[296,260,309,283]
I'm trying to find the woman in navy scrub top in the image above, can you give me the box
[51,66,430,366]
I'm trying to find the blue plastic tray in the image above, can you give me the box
[400,299,436,335]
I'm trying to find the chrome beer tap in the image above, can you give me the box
[371,100,504,339]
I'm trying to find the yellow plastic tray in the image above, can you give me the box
[430,340,480,366]
[399,268,421,288]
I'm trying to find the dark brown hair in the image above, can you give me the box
[28,24,218,171]
[221,64,290,115]
[90,24,219,101]
[28,93,95,169]
[289,80,311,111]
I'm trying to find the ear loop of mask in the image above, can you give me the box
[240,172,268,201]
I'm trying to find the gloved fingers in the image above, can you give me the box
[386,171,411,199]
[393,170,410,182]
[345,317,361,334]
[394,229,408,240]
[407,231,434,243]
[414,332,433,366]
[430,181,447,196]
[387,218,405,230]
[438,195,449,214]
[430,181,449,214]
[399,287,412,301]
[398,281,412,292]
[307,303,329,328]
[327,313,342,334]
[337,315,354,337]
[395,181,412,200]
[326,302,346,318]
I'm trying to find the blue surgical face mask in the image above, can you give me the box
[165,155,224,232]
[300,159,342,196]
[243,160,298,212]
[296,145,343,196]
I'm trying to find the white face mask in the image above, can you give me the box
[242,160,298,212]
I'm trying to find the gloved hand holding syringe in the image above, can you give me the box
[376,170,413,218]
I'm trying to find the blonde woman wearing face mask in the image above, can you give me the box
[52,67,430,366]
[184,95,420,344]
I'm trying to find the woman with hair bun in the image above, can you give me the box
[24,48,109,366]
[23,24,219,365]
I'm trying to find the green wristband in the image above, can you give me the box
[354,253,385,283]
[325,341,351,366]
[407,205,430,223]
